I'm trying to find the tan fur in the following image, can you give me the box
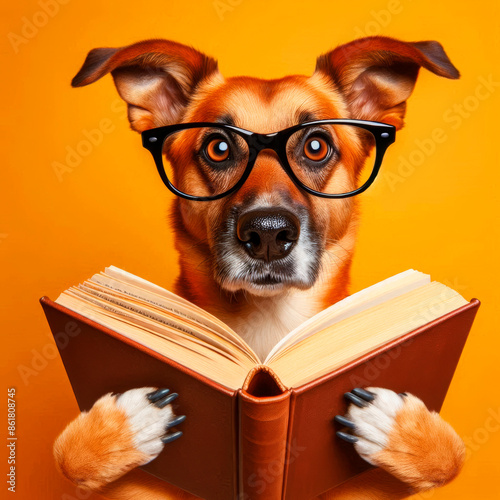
[54,395,465,499]
[56,36,464,499]
[54,394,150,491]
[370,394,466,490]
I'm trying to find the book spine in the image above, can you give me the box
[238,366,291,499]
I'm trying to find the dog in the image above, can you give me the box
[53,36,465,499]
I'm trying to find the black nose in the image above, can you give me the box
[237,209,300,261]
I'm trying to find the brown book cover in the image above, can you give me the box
[41,296,480,500]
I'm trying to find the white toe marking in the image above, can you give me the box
[116,387,175,461]
[366,387,405,419]
[346,388,404,465]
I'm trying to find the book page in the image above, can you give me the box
[81,278,256,361]
[265,270,430,363]
[93,267,258,361]
[56,293,252,390]
[54,266,467,390]
[105,266,195,307]
[267,282,468,387]
[70,285,253,365]
[54,266,264,389]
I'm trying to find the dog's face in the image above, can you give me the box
[73,38,458,298]
[168,75,364,296]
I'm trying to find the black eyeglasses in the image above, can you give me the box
[142,119,396,201]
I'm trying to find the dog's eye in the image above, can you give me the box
[205,138,230,162]
[303,136,329,162]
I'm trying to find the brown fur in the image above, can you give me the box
[55,36,465,499]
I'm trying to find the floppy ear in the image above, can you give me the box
[71,39,220,132]
[315,36,460,129]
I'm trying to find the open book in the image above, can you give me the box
[41,268,479,500]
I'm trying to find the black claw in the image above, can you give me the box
[352,388,375,402]
[162,431,183,444]
[167,415,186,428]
[399,392,408,398]
[334,415,355,429]
[344,392,368,408]
[336,431,358,444]
[156,392,178,408]
[147,388,170,402]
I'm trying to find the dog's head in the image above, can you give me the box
[72,37,458,298]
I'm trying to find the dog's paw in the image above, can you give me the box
[116,387,185,455]
[54,387,185,491]
[335,388,465,492]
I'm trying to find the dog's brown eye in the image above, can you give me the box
[206,139,230,162]
[303,136,329,162]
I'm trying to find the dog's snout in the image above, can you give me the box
[237,209,300,262]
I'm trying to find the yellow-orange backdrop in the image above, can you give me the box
[1,0,499,498]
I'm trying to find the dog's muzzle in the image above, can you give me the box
[212,202,320,295]
[236,208,300,262]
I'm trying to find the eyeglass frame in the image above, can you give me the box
[141,119,396,202]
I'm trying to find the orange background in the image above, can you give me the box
[1,0,499,498]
